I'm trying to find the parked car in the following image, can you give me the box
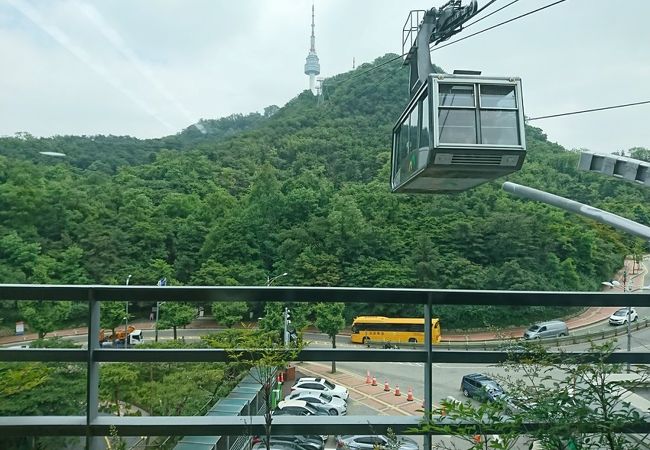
[609,307,638,325]
[523,320,569,340]
[336,435,419,450]
[460,373,505,402]
[253,435,325,450]
[283,391,347,415]
[290,377,349,401]
[275,400,330,417]
[274,400,329,441]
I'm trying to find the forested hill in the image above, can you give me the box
[1,53,649,327]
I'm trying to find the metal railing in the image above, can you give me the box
[2,284,650,449]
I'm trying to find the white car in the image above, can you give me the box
[283,391,347,415]
[290,377,349,401]
[609,307,638,325]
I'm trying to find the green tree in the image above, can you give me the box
[314,303,346,373]
[259,302,284,335]
[217,329,300,450]
[211,301,248,328]
[629,146,650,162]
[501,341,649,449]
[18,301,71,338]
[100,363,138,416]
[0,361,85,450]
[0,363,49,397]
[158,302,196,340]
[415,398,522,449]
[101,301,128,337]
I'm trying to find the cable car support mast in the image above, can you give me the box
[392,1,527,194]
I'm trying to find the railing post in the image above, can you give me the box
[424,294,432,450]
[86,288,101,450]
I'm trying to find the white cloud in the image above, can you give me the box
[0,0,648,153]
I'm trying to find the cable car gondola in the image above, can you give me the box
[391,2,526,193]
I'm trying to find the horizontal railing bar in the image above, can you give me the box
[3,415,650,436]
[0,349,87,362]
[3,349,650,364]
[0,284,647,307]
[0,416,87,436]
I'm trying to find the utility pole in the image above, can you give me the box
[283,307,290,347]
[124,274,131,348]
[624,269,632,373]
[155,277,167,343]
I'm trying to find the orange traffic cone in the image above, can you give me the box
[473,435,482,444]
[366,370,371,384]
[406,387,414,401]
[384,380,390,392]
[394,385,401,396]
[371,376,377,386]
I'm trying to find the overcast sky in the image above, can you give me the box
[0,0,648,154]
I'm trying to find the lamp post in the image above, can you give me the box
[155,277,167,343]
[283,307,290,347]
[125,274,132,349]
[603,276,650,373]
[155,302,160,343]
[266,272,288,286]
[266,272,289,345]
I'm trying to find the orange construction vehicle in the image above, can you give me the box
[99,326,144,347]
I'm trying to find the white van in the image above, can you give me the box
[523,320,568,340]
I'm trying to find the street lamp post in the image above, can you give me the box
[155,302,160,343]
[125,275,132,349]
[266,272,288,287]
[283,307,290,347]
[623,269,632,373]
[155,277,167,343]
[603,275,650,373]
[266,272,289,346]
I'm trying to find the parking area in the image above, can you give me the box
[289,362,426,417]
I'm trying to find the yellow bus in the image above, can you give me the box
[350,316,441,345]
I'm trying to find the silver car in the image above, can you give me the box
[335,435,419,450]
[523,320,568,339]
[284,391,347,415]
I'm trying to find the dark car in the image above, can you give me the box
[253,441,319,450]
[336,435,419,450]
[460,373,504,402]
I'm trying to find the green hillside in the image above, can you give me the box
[0,54,648,329]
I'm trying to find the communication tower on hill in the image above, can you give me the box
[304,2,321,95]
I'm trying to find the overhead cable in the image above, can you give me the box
[464,0,521,29]
[528,100,650,121]
[333,0,567,87]
[430,0,568,52]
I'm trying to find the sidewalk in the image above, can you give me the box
[444,257,646,342]
[0,316,219,345]
[1,258,645,346]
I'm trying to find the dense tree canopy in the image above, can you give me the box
[1,54,648,331]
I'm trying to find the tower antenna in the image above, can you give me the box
[304,2,321,94]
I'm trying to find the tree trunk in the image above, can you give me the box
[264,384,272,450]
[114,387,121,416]
[331,334,337,373]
